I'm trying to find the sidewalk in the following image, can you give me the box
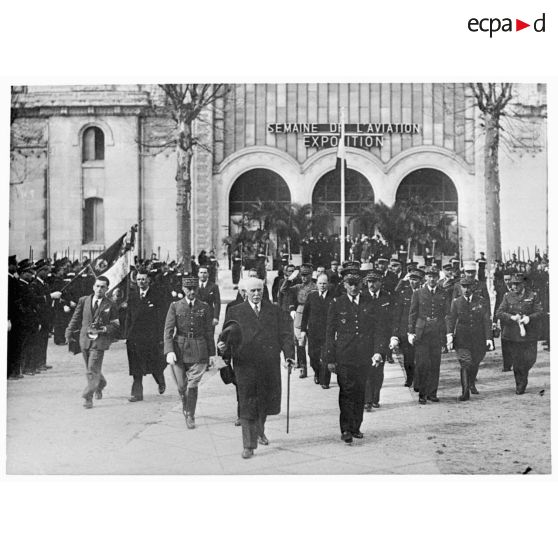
[101,358,442,475]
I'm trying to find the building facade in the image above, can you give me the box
[9,83,547,266]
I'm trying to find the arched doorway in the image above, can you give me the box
[229,168,292,262]
[396,168,459,258]
[312,168,374,237]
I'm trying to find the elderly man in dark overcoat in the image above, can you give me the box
[217,277,295,459]
[446,277,494,401]
[496,273,543,394]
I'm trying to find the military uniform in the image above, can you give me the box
[446,285,492,400]
[326,277,381,441]
[164,293,215,426]
[408,277,449,402]
[496,277,543,394]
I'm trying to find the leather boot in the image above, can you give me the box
[186,387,198,429]
[458,367,470,401]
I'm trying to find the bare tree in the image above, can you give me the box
[470,83,514,262]
[145,84,231,269]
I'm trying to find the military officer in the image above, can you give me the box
[361,270,392,409]
[326,269,382,443]
[446,277,494,401]
[408,266,450,404]
[282,263,317,378]
[164,275,216,428]
[496,273,543,394]
[390,268,423,389]
[197,265,221,328]
[452,261,490,301]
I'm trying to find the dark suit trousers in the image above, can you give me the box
[241,413,266,450]
[501,338,513,370]
[509,341,538,391]
[365,362,385,404]
[308,336,327,384]
[337,363,369,434]
[81,349,106,400]
[455,347,485,384]
[415,329,442,398]
[400,339,416,383]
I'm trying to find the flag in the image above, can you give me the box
[89,225,137,292]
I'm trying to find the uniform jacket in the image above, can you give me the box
[446,293,492,351]
[125,286,167,344]
[221,300,294,418]
[287,281,317,310]
[29,278,54,328]
[452,278,489,302]
[66,294,120,351]
[496,288,543,343]
[325,293,379,366]
[300,289,335,342]
[163,298,215,362]
[197,281,221,321]
[391,283,419,340]
[361,289,393,355]
[408,285,450,342]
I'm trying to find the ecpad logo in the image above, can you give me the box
[468,13,545,37]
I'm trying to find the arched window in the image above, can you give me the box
[312,168,374,236]
[396,168,458,255]
[82,126,105,162]
[229,169,291,226]
[83,197,104,244]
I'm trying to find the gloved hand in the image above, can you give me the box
[70,301,76,308]
[389,336,399,350]
[63,305,71,313]
[327,363,336,374]
[212,318,219,326]
[50,291,62,300]
[372,353,383,367]
[217,341,226,353]
[407,333,416,346]
[520,315,530,325]
[511,314,521,322]
[286,358,296,367]
[446,333,454,351]
[208,356,216,368]
[290,310,296,321]
[166,352,177,365]
[288,269,299,281]
[486,339,494,350]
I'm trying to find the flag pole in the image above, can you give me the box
[339,108,346,263]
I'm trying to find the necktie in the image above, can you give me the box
[189,301,193,309]
[351,297,357,306]
[93,299,99,312]
[254,304,260,317]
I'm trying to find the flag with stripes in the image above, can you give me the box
[89,225,137,291]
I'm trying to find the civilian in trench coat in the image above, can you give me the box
[218,277,295,459]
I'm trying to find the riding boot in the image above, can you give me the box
[186,386,198,429]
[458,367,470,401]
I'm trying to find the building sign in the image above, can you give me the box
[267,122,421,149]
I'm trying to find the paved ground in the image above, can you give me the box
[5,322,550,474]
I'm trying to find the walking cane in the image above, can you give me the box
[286,359,292,433]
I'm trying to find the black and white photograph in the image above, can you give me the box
[5,81,550,474]
[1,2,556,557]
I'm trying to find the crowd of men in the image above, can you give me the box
[6,248,549,458]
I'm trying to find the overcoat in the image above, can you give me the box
[496,288,543,343]
[222,300,294,419]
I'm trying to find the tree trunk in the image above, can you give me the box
[176,121,193,271]
[484,112,502,262]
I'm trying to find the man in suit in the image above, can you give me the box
[325,260,342,297]
[197,265,221,328]
[164,275,216,429]
[408,266,450,404]
[326,270,382,444]
[65,276,120,409]
[361,271,393,409]
[496,273,543,394]
[125,268,167,402]
[300,273,335,388]
[446,277,494,401]
[217,277,295,459]
[390,269,423,389]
